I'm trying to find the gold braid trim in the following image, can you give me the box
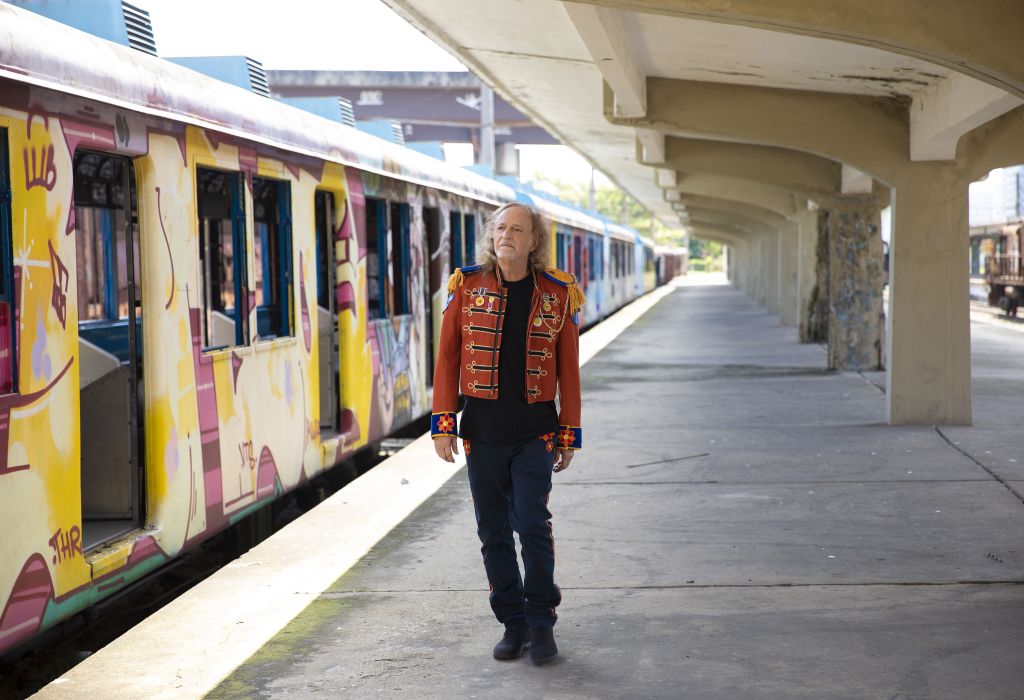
[567,281,585,316]
[446,268,465,295]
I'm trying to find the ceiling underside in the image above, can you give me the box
[382,0,1021,231]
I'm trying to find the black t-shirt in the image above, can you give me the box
[460,275,558,444]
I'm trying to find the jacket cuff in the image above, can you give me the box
[431,412,458,438]
[557,425,582,450]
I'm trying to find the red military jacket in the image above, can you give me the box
[431,264,583,450]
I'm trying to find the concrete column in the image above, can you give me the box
[795,206,821,342]
[826,194,885,370]
[806,209,831,343]
[753,237,765,305]
[778,220,799,327]
[764,231,780,314]
[888,167,971,425]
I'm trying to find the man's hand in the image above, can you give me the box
[433,435,459,463]
[554,448,574,473]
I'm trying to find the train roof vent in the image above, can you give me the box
[246,57,271,98]
[391,121,405,146]
[122,1,157,56]
[338,97,357,128]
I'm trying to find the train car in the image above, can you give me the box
[969,221,1024,312]
[603,221,639,313]
[654,245,689,285]
[638,234,657,294]
[0,4,526,656]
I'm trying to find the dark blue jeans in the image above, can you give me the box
[465,435,561,629]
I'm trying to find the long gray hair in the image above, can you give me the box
[474,202,551,274]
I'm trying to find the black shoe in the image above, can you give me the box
[529,626,558,665]
[493,622,530,660]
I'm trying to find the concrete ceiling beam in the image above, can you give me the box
[636,128,666,164]
[657,136,842,203]
[566,0,1024,99]
[678,194,787,231]
[664,173,805,219]
[841,165,873,195]
[686,208,775,238]
[563,2,647,118]
[612,77,906,183]
[911,72,1023,161]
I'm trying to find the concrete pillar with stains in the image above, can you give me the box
[826,194,885,370]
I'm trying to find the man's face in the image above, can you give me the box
[492,207,537,268]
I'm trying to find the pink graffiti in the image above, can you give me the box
[23,144,57,191]
[47,525,82,565]
[239,440,255,471]
[47,240,69,328]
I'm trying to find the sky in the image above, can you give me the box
[136,0,606,187]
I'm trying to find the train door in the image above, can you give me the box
[73,151,144,551]
[314,190,339,434]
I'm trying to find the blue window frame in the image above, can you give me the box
[252,177,293,339]
[0,130,16,394]
[314,190,334,309]
[389,202,411,315]
[449,211,463,270]
[197,167,248,349]
[366,197,389,319]
[556,227,571,270]
[463,214,475,266]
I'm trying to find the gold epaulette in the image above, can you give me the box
[543,267,586,316]
[446,264,483,295]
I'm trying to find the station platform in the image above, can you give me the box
[39,275,1024,699]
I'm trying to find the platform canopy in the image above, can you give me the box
[380,0,1023,228]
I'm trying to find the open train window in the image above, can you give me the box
[252,177,293,340]
[390,202,410,315]
[197,167,248,349]
[74,152,141,324]
[365,197,388,319]
[449,211,464,270]
[0,130,16,394]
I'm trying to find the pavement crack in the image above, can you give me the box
[934,426,1024,506]
[624,453,710,469]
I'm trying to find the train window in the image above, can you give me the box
[314,190,334,310]
[197,167,248,349]
[573,233,583,281]
[390,202,410,315]
[449,211,463,270]
[365,197,388,319]
[252,177,293,340]
[556,227,570,270]
[73,151,141,324]
[464,214,476,266]
[0,130,15,394]
[590,237,601,281]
